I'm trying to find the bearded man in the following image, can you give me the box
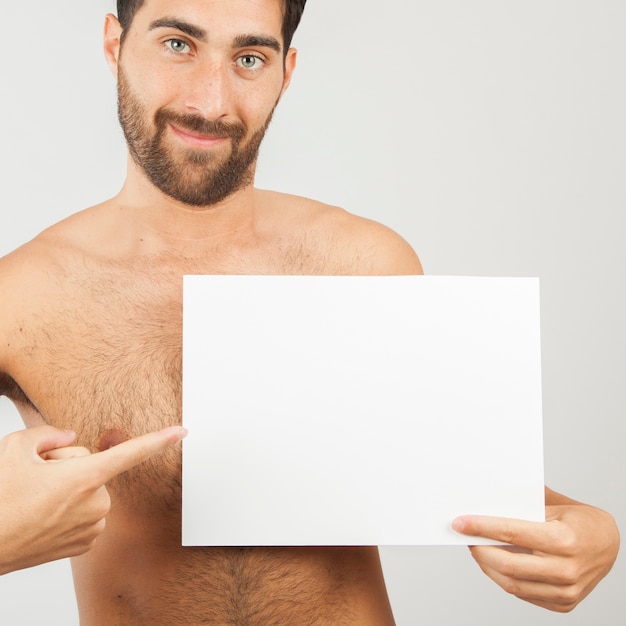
[0,0,618,623]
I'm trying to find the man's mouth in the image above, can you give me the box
[169,123,230,148]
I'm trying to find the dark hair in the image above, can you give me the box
[281,0,307,50]
[117,0,307,52]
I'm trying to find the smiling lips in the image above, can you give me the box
[169,123,229,148]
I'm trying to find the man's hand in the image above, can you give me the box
[0,424,187,575]
[452,487,620,612]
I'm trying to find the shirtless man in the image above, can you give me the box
[0,0,618,623]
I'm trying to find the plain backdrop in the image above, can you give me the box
[0,1,624,624]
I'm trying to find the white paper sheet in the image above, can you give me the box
[182,276,544,546]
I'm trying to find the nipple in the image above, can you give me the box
[97,428,131,452]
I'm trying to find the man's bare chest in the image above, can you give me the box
[4,239,349,503]
[15,276,181,431]
[0,263,188,512]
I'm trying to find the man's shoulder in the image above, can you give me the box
[0,203,113,377]
[258,190,423,276]
[0,215,85,282]
[0,206,98,336]
[0,243,49,373]
[1,201,113,271]
[0,238,61,289]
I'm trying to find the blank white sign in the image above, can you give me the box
[182,275,544,546]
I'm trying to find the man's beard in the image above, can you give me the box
[117,67,274,207]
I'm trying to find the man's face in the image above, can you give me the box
[110,0,295,207]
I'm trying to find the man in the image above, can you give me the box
[0,0,618,623]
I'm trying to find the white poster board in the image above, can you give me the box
[182,275,544,546]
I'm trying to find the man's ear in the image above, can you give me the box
[103,13,123,78]
[279,48,298,99]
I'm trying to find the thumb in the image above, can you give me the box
[19,425,78,456]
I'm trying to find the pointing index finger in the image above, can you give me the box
[80,426,187,484]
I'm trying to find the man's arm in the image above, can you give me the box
[0,424,186,575]
[452,486,620,612]
[349,221,620,611]
[343,216,620,611]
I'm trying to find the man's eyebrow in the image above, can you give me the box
[233,34,281,54]
[148,18,208,42]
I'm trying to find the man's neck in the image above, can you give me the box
[114,159,260,252]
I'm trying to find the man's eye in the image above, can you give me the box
[237,55,262,70]
[166,39,191,54]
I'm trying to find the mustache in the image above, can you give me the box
[155,108,247,142]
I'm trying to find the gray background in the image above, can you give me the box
[0,1,624,624]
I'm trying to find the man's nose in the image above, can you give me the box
[183,61,232,120]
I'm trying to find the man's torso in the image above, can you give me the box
[0,191,419,625]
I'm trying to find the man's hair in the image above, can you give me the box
[117,0,307,52]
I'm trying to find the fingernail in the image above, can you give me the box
[452,518,465,533]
